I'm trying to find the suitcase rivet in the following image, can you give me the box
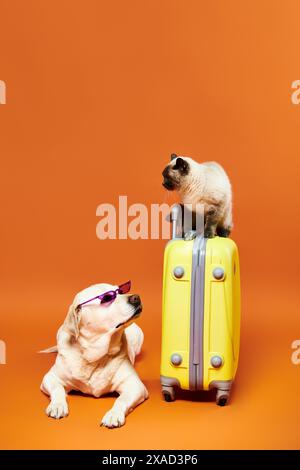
[211,355,223,368]
[171,353,182,366]
[173,266,185,278]
[213,267,225,280]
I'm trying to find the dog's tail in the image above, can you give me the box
[38,345,58,354]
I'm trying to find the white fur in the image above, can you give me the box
[41,283,148,428]
[167,157,233,234]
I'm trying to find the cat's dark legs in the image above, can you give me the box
[204,206,219,238]
[216,225,231,237]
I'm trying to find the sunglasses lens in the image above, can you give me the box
[118,281,131,295]
[101,292,116,304]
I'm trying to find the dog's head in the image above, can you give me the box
[65,283,142,341]
[162,154,190,191]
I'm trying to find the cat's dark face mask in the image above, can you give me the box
[162,154,190,190]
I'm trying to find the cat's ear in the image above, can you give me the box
[174,157,189,174]
[170,153,178,161]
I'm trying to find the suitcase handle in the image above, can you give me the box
[170,204,183,239]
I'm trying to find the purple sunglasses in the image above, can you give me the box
[76,281,131,310]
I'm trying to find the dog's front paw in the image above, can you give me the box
[46,401,69,419]
[101,408,126,428]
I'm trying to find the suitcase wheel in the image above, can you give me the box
[217,397,228,406]
[216,389,230,406]
[162,386,175,402]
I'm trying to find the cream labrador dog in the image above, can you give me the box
[41,281,148,428]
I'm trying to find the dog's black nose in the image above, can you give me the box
[128,294,141,306]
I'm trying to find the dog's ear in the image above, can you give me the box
[124,323,144,365]
[64,302,81,340]
[126,339,136,365]
[170,153,178,161]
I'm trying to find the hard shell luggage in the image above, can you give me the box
[160,205,241,405]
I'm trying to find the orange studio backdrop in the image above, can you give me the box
[0,0,300,449]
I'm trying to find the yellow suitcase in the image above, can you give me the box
[161,205,241,405]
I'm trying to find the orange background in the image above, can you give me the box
[1,0,300,450]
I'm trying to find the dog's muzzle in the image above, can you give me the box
[115,295,143,329]
[128,294,143,318]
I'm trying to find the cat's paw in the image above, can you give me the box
[184,230,198,241]
[217,226,231,238]
[204,229,215,239]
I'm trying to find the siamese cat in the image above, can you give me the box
[162,154,232,239]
